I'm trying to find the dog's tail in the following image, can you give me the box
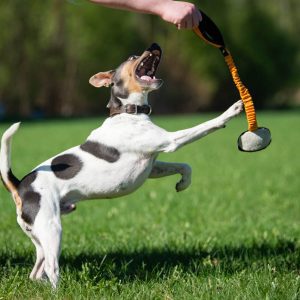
[0,123,21,202]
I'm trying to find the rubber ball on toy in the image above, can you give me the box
[238,127,271,152]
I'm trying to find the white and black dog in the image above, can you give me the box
[0,43,243,287]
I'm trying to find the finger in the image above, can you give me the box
[198,10,202,22]
[192,10,202,27]
[186,17,192,29]
[178,20,187,30]
[176,23,182,30]
[192,11,199,28]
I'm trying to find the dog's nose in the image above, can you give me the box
[147,43,162,54]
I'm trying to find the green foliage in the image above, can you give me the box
[0,1,147,117]
[228,2,299,107]
[0,112,299,298]
[0,0,299,117]
[180,0,300,109]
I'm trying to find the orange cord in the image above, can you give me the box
[193,26,258,132]
[224,53,257,131]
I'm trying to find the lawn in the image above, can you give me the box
[0,111,299,299]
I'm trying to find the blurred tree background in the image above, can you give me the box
[0,0,299,118]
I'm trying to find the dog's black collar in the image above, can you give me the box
[110,104,152,117]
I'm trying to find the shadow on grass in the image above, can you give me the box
[0,239,299,282]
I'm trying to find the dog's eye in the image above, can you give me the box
[128,55,138,61]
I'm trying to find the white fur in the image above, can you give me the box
[0,57,243,288]
[0,122,20,183]
[117,92,148,106]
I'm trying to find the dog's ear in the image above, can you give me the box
[89,70,115,88]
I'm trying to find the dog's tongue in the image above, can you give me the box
[140,75,154,82]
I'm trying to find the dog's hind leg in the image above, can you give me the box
[149,161,192,192]
[29,236,45,280]
[34,210,62,288]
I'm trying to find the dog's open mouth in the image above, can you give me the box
[135,47,161,85]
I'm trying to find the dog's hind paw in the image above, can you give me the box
[175,164,192,192]
[176,178,191,192]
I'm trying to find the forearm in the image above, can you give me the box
[89,0,201,29]
[89,0,169,16]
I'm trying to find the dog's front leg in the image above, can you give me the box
[149,161,192,192]
[162,100,243,152]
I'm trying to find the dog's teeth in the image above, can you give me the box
[141,62,144,66]
[149,53,152,57]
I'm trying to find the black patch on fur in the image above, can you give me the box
[107,69,129,109]
[18,172,41,225]
[107,93,122,109]
[113,79,129,99]
[80,141,120,163]
[8,169,20,187]
[20,171,37,187]
[51,154,83,180]
[21,191,41,225]
[0,169,20,191]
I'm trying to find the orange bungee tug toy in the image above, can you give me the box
[193,10,271,152]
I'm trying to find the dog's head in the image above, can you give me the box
[89,43,163,109]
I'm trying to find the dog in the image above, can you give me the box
[0,43,243,288]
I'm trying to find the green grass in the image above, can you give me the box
[0,111,299,299]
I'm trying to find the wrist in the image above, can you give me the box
[149,0,173,18]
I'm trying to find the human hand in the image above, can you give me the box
[157,1,202,29]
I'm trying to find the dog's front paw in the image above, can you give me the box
[232,99,244,115]
[222,100,244,122]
